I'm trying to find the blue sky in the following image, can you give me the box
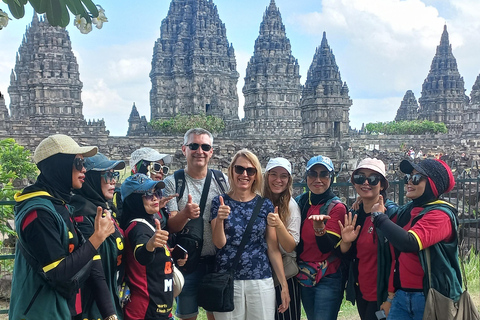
[1,0,480,136]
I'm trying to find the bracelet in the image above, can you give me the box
[314,228,326,236]
[104,315,118,320]
[386,296,394,303]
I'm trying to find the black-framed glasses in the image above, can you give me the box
[306,170,332,180]
[234,165,257,177]
[143,189,162,201]
[185,143,212,152]
[73,157,85,171]
[150,163,169,175]
[404,173,427,185]
[352,174,382,186]
[101,171,120,183]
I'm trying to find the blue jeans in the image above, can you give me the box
[387,290,425,320]
[175,258,215,318]
[300,269,344,320]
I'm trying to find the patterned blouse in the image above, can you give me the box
[211,194,274,280]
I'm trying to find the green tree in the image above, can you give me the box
[365,120,448,135]
[0,138,38,235]
[0,138,37,180]
[150,114,226,134]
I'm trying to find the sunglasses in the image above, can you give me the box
[185,143,212,152]
[404,173,427,185]
[306,170,332,179]
[234,165,257,176]
[150,163,169,175]
[101,171,120,183]
[143,189,162,201]
[352,174,382,186]
[73,158,86,171]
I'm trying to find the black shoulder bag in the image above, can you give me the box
[175,169,212,273]
[197,197,265,312]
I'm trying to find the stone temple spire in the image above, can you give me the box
[8,13,84,121]
[395,90,419,121]
[300,31,351,141]
[241,0,302,136]
[418,25,468,133]
[463,74,480,135]
[150,0,239,123]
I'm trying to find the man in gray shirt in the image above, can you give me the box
[164,128,228,320]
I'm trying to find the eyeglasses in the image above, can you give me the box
[306,170,332,180]
[143,189,162,201]
[234,165,257,176]
[404,173,426,185]
[268,172,289,181]
[73,158,85,171]
[185,143,212,152]
[150,162,169,175]
[101,171,120,183]
[352,174,382,186]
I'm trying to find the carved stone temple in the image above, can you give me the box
[2,0,480,168]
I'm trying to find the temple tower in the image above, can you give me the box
[418,25,468,133]
[300,32,351,141]
[395,90,419,121]
[464,74,480,135]
[8,14,84,121]
[0,91,9,133]
[127,103,149,136]
[241,0,302,137]
[150,0,239,123]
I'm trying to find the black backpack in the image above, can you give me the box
[173,169,228,273]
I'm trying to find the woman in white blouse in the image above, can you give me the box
[263,157,302,320]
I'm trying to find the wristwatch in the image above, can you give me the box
[371,211,383,222]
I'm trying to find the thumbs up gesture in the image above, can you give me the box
[217,196,230,220]
[267,206,282,228]
[183,194,201,219]
[146,218,170,252]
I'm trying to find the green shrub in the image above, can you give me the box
[365,120,448,135]
[0,138,38,236]
[150,114,225,134]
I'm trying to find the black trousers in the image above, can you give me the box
[275,277,301,320]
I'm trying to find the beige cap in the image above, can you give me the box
[33,134,98,164]
[351,157,389,189]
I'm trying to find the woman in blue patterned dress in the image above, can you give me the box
[211,149,290,320]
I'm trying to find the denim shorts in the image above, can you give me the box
[175,257,215,318]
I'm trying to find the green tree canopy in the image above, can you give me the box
[150,114,226,134]
[365,120,448,135]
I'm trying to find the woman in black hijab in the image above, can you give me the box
[120,173,176,320]
[371,159,462,320]
[71,152,126,320]
[9,134,118,320]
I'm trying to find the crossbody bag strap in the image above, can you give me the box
[230,197,265,272]
[199,169,213,218]
[425,247,432,289]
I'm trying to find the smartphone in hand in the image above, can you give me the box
[375,310,386,320]
[171,244,188,261]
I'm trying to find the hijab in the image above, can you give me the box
[23,153,75,203]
